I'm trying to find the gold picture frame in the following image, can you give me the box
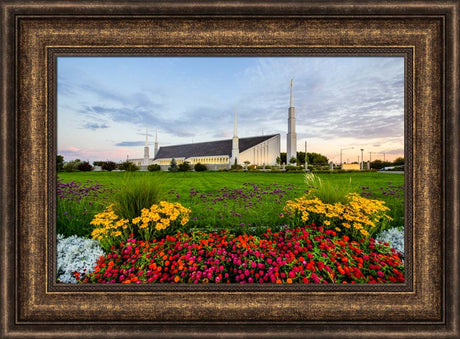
[1,1,458,337]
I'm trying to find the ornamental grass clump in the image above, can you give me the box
[304,172,352,204]
[111,173,164,220]
[90,201,191,251]
[283,193,392,239]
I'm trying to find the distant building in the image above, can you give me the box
[130,81,298,171]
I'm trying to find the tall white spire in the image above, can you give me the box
[154,128,159,158]
[231,107,239,165]
[142,128,150,166]
[287,79,297,163]
[233,106,238,137]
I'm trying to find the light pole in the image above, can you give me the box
[304,140,308,171]
[360,148,364,169]
[340,147,354,166]
[369,152,386,169]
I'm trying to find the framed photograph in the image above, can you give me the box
[1,1,458,338]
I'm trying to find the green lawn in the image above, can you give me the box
[58,170,404,234]
[57,170,403,197]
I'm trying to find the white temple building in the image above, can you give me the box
[130,81,298,171]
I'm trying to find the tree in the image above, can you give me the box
[194,163,207,172]
[118,161,139,172]
[178,161,192,172]
[276,156,281,165]
[57,155,64,172]
[148,164,161,172]
[63,159,81,172]
[102,161,117,171]
[289,156,297,165]
[296,152,306,166]
[77,161,93,171]
[309,152,329,165]
[168,158,178,172]
[243,160,250,168]
[370,160,385,170]
[279,152,287,164]
[93,161,105,167]
[231,158,243,170]
[393,157,404,166]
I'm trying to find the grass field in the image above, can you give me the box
[57,170,404,197]
[57,171,404,235]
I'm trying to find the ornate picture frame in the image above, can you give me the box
[1,1,458,337]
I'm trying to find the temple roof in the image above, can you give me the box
[154,134,278,160]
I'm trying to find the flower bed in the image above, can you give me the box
[81,224,404,284]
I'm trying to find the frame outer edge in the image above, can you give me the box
[2,1,460,338]
[1,2,16,338]
[447,1,460,337]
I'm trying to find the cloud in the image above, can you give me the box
[386,148,404,155]
[82,122,109,130]
[115,141,145,147]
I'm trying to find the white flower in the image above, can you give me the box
[376,226,404,259]
[56,234,105,283]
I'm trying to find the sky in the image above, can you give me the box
[57,56,404,164]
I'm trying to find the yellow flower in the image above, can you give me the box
[353,223,363,230]
[132,217,141,224]
[324,220,331,226]
[360,229,369,236]
[342,222,351,228]
[335,227,341,232]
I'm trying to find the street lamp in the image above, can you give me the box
[340,147,354,166]
[369,151,386,169]
[304,140,308,171]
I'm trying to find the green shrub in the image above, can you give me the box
[118,161,139,172]
[231,163,243,170]
[110,174,164,220]
[194,163,207,172]
[178,161,192,172]
[57,155,64,172]
[63,159,81,172]
[284,165,301,171]
[102,161,117,171]
[168,158,178,172]
[78,161,93,172]
[148,164,161,171]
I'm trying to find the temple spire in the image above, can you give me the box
[233,107,238,137]
[231,107,239,166]
[154,128,159,158]
[287,79,297,162]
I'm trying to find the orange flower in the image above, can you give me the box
[276,279,282,284]
[286,278,293,284]
[337,266,346,275]
[174,276,180,283]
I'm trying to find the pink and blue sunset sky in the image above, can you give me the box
[58,56,404,164]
